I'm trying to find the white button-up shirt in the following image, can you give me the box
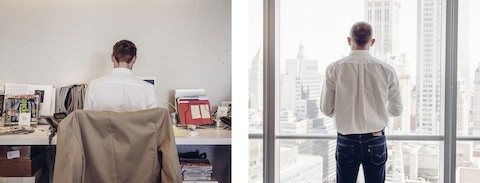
[320,50,403,135]
[84,68,157,112]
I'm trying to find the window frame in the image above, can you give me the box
[248,0,480,182]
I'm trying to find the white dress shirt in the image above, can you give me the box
[84,68,157,112]
[320,50,403,135]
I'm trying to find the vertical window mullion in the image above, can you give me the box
[263,0,279,182]
[444,0,458,182]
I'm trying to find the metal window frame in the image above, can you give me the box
[444,0,458,182]
[263,0,279,182]
[257,0,464,182]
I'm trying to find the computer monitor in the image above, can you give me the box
[137,76,157,90]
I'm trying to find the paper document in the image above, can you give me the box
[191,105,201,119]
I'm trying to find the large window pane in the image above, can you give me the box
[248,0,263,134]
[278,140,441,183]
[278,0,445,182]
[456,0,480,182]
[278,0,445,135]
[249,0,263,182]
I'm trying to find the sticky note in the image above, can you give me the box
[190,105,201,119]
[200,105,211,119]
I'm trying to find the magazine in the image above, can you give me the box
[4,95,39,126]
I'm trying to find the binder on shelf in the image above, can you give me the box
[177,97,212,125]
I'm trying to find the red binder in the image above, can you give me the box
[178,98,213,125]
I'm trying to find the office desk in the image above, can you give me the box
[0,125,231,183]
[0,125,231,145]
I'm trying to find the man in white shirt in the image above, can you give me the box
[84,40,157,112]
[320,22,402,183]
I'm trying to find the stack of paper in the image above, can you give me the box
[180,158,214,181]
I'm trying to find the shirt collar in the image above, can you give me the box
[349,50,371,56]
[112,68,134,75]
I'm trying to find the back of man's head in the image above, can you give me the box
[113,40,137,64]
[350,22,372,46]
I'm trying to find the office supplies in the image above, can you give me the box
[175,89,206,99]
[5,83,55,117]
[174,89,212,125]
[177,98,213,125]
[220,116,231,127]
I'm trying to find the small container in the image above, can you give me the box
[214,119,222,129]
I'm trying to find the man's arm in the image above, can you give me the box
[320,67,336,117]
[387,70,403,117]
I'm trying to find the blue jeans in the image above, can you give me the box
[336,131,387,183]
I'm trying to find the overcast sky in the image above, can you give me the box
[249,0,480,75]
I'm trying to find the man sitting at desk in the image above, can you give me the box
[84,40,157,112]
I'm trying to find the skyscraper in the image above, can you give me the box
[365,0,411,134]
[365,0,401,57]
[281,42,322,121]
[473,64,480,135]
[416,0,443,134]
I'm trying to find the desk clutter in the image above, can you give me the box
[179,150,218,183]
[175,89,213,125]
[0,83,86,128]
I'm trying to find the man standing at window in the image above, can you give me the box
[84,40,157,112]
[320,22,402,183]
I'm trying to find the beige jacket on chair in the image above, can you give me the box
[53,108,182,183]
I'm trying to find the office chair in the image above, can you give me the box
[53,108,182,183]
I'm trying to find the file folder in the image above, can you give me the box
[178,98,213,125]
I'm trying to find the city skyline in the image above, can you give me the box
[248,0,480,182]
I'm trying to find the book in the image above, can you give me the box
[180,158,213,169]
[4,95,39,126]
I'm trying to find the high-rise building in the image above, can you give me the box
[365,0,401,57]
[249,48,264,133]
[473,64,480,135]
[249,48,263,110]
[457,77,469,136]
[249,140,263,183]
[281,42,322,121]
[416,0,443,134]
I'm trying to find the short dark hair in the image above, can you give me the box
[113,40,137,63]
[350,22,372,46]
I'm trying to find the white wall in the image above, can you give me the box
[0,0,231,112]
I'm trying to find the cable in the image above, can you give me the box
[157,99,177,113]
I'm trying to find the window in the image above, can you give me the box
[456,0,480,181]
[248,0,477,182]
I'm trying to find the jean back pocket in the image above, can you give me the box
[368,142,387,165]
[336,143,354,165]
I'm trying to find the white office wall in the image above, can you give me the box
[0,0,231,111]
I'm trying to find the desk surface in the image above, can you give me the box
[0,125,231,146]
